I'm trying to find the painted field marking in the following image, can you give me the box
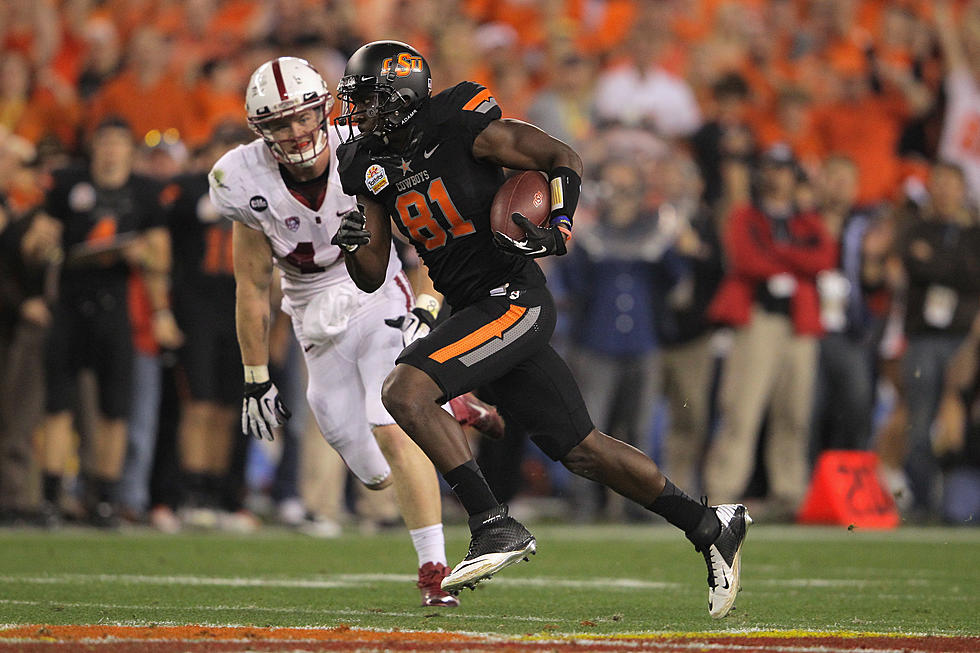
[0,624,976,653]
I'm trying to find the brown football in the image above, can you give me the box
[490,171,550,240]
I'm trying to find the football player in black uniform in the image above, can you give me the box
[332,41,751,618]
[42,117,182,527]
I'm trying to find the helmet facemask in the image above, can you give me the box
[334,79,422,146]
[250,101,330,167]
[245,57,333,168]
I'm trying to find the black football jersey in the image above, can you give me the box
[338,81,544,309]
[45,166,166,297]
[165,172,236,306]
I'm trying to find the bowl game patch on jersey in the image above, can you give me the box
[366,164,389,195]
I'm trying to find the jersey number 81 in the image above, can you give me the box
[395,177,475,251]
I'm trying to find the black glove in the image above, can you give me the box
[242,380,291,441]
[492,212,568,258]
[330,208,370,253]
[385,306,437,347]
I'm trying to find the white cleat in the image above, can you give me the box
[701,503,752,619]
[441,505,536,593]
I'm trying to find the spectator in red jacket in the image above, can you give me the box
[703,145,837,521]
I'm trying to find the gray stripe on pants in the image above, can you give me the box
[458,306,541,367]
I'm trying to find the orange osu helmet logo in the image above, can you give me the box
[381,52,424,77]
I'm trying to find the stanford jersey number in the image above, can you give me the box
[394,177,474,251]
[285,241,326,273]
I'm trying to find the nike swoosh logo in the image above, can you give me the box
[470,404,489,419]
[721,577,730,590]
[521,245,547,256]
[423,144,440,158]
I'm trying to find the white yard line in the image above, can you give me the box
[0,572,682,591]
[0,572,951,591]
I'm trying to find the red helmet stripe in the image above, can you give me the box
[272,59,288,101]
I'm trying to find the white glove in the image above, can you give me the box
[242,373,291,441]
[384,293,440,348]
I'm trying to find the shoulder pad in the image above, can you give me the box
[208,147,250,213]
[430,81,499,123]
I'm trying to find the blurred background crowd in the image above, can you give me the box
[1,0,979,534]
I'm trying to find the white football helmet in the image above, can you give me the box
[245,57,333,167]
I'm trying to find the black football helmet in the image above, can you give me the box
[335,41,432,145]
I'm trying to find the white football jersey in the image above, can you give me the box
[208,130,401,316]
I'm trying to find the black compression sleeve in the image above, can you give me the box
[548,166,581,236]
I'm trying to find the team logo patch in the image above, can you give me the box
[365,164,389,195]
[249,195,268,212]
[68,182,97,212]
[284,216,301,232]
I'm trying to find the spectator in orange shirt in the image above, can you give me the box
[1,50,81,153]
[184,58,248,149]
[813,51,932,207]
[0,0,60,67]
[87,25,191,146]
[753,86,826,179]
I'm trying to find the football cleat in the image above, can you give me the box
[441,505,536,593]
[417,562,460,607]
[700,503,752,618]
[449,393,505,440]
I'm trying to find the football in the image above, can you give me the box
[490,171,550,240]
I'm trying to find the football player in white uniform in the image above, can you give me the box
[209,57,457,607]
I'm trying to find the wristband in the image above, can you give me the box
[548,166,581,228]
[550,216,572,242]
[415,293,441,320]
[244,364,270,384]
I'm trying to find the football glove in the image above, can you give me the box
[384,307,436,347]
[330,207,371,253]
[492,212,568,258]
[242,380,291,441]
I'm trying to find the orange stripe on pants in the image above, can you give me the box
[429,305,526,363]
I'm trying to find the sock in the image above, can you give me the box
[93,477,118,504]
[42,473,62,504]
[442,459,499,517]
[204,473,224,508]
[183,472,209,507]
[647,478,720,550]
[409,524,447,567]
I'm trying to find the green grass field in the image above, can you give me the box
[1,524,978,637]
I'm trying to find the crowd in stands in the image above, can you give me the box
[1,0,979,531]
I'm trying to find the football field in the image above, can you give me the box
[1,523,978,651]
